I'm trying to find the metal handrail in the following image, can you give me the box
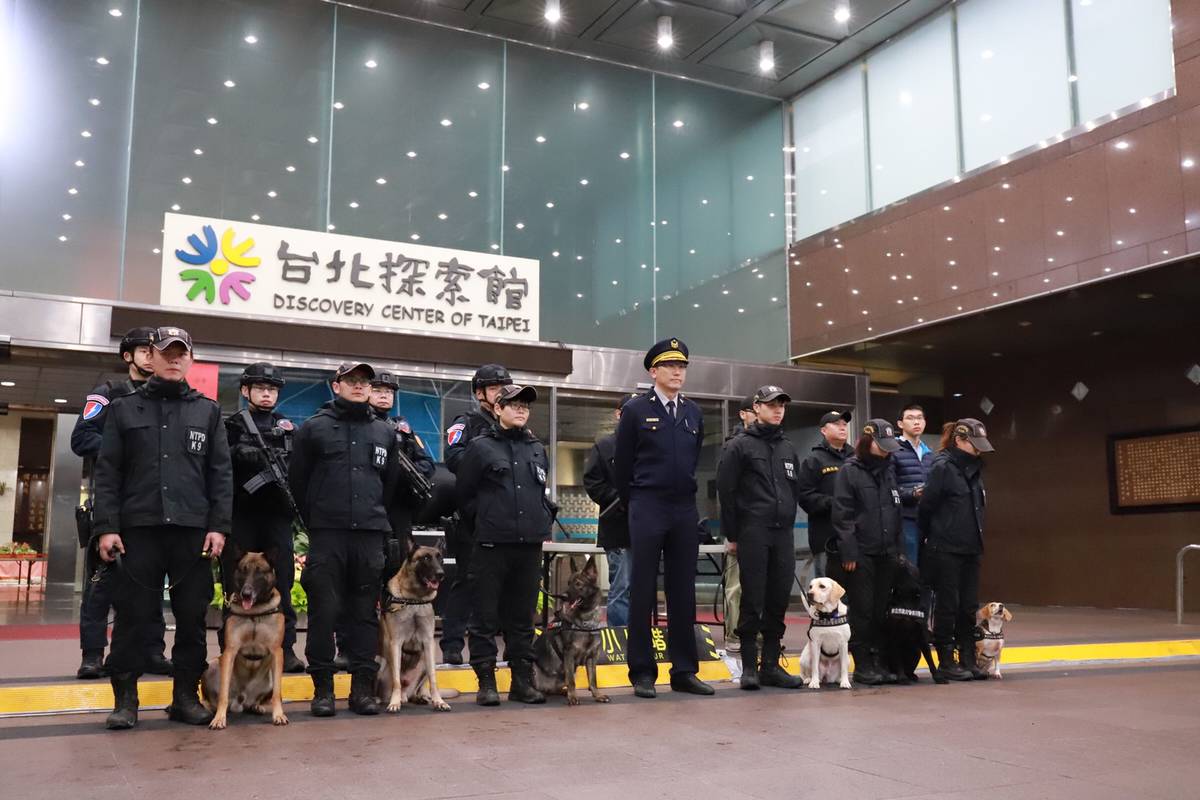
[1177,545,1200,624]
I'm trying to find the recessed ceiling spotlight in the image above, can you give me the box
[364,59,378,69]
[244,34,258,44]
[544,0,562,24]
[758,41,775,74]
[223,79,236,88]
[207,117,218,125]
[657,16,673,50]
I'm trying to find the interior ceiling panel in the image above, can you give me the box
[339,0,953,99]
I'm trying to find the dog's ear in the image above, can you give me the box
[583,556,598,577]
[830,580,845,604]
[405,535,418,559]
[1002,607,1013,622]
[977,604,991,620]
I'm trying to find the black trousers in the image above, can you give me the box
[627,496,700,682]
[734,526,795,647]
[220,508,297,650]
[439,516,474,655]
[79,541,166,657]
[301,530,384,676]
[335,508,412,656]
[846,554,896,656]
[467,542,541,669]
[109,526,211,677]
[923,549,981,650]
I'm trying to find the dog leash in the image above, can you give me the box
[106,548,214,594]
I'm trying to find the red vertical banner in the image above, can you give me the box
[189,362,220,401]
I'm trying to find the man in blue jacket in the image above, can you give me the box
[892,403,933,565]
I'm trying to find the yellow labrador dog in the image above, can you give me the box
[975,602,1012,679]
[799,577,852,690]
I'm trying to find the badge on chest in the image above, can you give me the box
[373,444,387,468]
[784,461,795,480]
[187,428,208,455]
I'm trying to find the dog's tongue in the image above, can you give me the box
[241,597,254,611]
[424,578,440,590]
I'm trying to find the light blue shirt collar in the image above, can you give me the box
[654,387,680,409]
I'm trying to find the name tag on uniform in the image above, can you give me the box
[187,429,208,455]
[373,444,387,468]
[891,488,901,505]
[821,465,839,475]
[535,464,547,484]
[645,417,660,423]
[784,461,795,479]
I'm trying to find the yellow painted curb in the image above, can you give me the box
[2,639,1197,716]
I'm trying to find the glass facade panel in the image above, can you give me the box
[1073,0,1175,122]
[958,0,1072,171]
[791,68,868,240]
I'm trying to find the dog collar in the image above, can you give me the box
[976,628,1004,641]
[226,596,282,619]
[810,612,848,628]
[383,590,433,609]
[546,618,603,633]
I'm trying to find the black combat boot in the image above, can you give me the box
[348,671,382,715]
[77,650,105,680]
[283,646,306,674]
[441,646,464,666]
[739,639,760,690]
[310,671,336,717]
[144,652,174,676]
[936,645,973,682]
[873,649,899,684]
[759,640,804,689]
[165,671,214,725]
[105,673,139,730]
[475,666,501,706]
[508,660,546,704]
[851,646,884,685]
[959,641,988,680]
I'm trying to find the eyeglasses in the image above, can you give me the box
[504,402,531,412]
[337,376,371,387]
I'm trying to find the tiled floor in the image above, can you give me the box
[1,662,1197,799]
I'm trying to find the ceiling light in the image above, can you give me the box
[478,82,490,90]
[438,212,448,220]
[0,381,14,388]
[656,16,673,50]
[619,151,630,159]
[701,199,708,205]
[54,398,69,404]
[551,250,560,258]
[410,234,420,241]
[407,151,417,158]
[108,8,122,17]
[96,56,109,65]
[376,177,387,185]
[1128,207,1136,214]
[576,255,583,261]
[364,59,378,69]
[612,280,619,285]
[745,175,754,181]
[1114,140,1130,150]
[834,6,851,24]
[544,0,561,24]
[1184,158,1195,168]
[577,101,589,110]
[181,176,192,184]
[515,222,525,230]
[694,303,701,308]
[672,119,684,128]
[207,117,218,125]
[440,118,452,127]
[285,165,295,173]
[1001,182,1010,189]
[68,187,78,195]
[223,79,236,88]
[74,159,85,167]
[81,130,92,138]
[307,135,319,144]
[267,189,277,198]
[576,293,584,299]
[57,234,68,242]
[88,97,101,106]
[193,148,203,156]
[579,178,589,186]
[899,90,913,106]
[251,214,260,221]
[1065,195,1074,202]
[333,101,344,110]
[348,201,359,208]
[327,224,336,231]
[467,190,478,198]
[502,164,510,172]
[244,34,258,44]
[535,135,546,143]
[758,41,775,75]
[981,49,994,60]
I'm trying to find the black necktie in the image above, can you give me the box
[666,400,676,420]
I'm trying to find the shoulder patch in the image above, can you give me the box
[82,394,109,420]
[277,418,295,431]
[446,422,466,446]
[398,419,411,434]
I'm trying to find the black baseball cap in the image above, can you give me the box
[819,410,852,426]
[618,392,640,410]
[150,326,193,352]
[333,361,375,381]
[862,418,901,452]
[739,394,756,412]
[954,418,995,453]
[753,385,791,404]
[497,384,537,405]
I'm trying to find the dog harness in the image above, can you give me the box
[382,590,433,611]
[974,626,1004,641]
[545,618,603,633]
[808,610,849,646]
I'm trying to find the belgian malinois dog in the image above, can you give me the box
[533,556,609,705]
[202,549,288,728]
[376,544,454,712]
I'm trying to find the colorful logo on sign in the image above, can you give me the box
[175,224,259,305]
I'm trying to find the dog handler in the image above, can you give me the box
[93,326,232,730]
[290,362,401,717]
[919,418,993,682]
[716,386,804,690]
[455,384,553,706]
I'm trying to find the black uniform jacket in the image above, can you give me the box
[613,389,704,503]
[716,422,801,542]
[831,454,902,563]
[583,433,629,550]
[225,407,294,512]
[92,377,232,535]
[289,398,401,532]
[796,440,851,554]
[71,377,144,459]
[444,407,497,474]
[455,426,552,544]
[918,447,986,556]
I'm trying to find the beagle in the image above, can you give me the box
[799,578,852,690]
[975,602,1012,679]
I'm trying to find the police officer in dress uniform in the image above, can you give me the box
[290,362,401,717]
[222,362,304,673]
[613,338,714,698]
[72,327,171,679]
[716,386,805,691]
[440,363,513,665]
[94,327,232,730]
[456,384,553,706]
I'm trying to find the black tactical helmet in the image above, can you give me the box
[371,370,400,390]
[118,327,156,357]
[471,364,513,393]
[240,362,286,388]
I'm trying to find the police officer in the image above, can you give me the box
[716,386,805,690]
[455,384,552,706]
[93,326,232,730]
[613,338,714,698]
[919,418,993,681]
[582,393,638,627]
[223,362,304,673]
[290,362,400,717]
[832,419,902,686]
[71,326,171,679]
[368,370,435,560]
[721,394,757,656]
[440,363,513,665]
[796,410,852,580]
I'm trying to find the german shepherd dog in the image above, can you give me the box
[376,544,453,712]
[885,556,946,685]
[533,556,609,705]
[202,549,288,728]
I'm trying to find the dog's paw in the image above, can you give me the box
[593,693,610,703]
[807,680,822,690]
[994,672,1003,680]
[272,711,289,726]
[566,693,580,706]
[431,699,451,712]
[839,680,852,689]
[386,702,403,713]
[209,714,228,730]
